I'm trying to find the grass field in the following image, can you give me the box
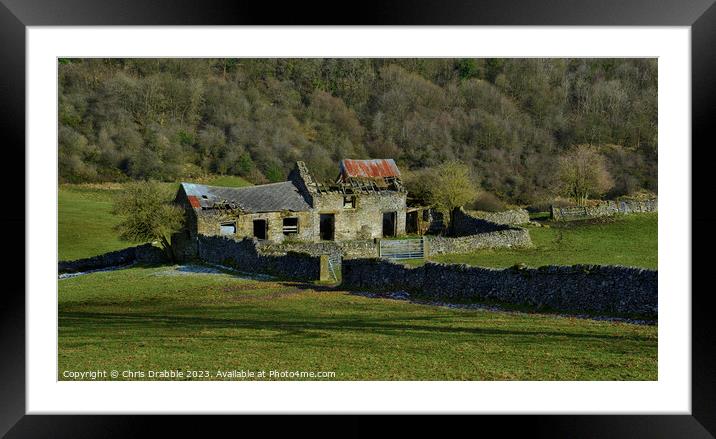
[58,186,128,261]
[409,213,657,269]
[58,176,251,261]
[58,265,658,381]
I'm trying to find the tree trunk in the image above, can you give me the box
[159,236,176,263]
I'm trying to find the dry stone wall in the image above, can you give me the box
[58,244,167,274]
[197,235,321,280]
[425,228,532,255]
[450,207,532,236]
[258,228,531,260]
[258,239,378,259]
[551,199,657,221]
[450,208,511,235]
[464,209,530,226]
[342,259,657,317]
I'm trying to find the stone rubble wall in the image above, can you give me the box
[58,243,167,274]
[551,199,657,221]
[258,227,532,259]
[341,259,657,317]
[197,235,321,280]
[258,239,378,259]
[425,228,532,255]
[450,207,528,236]
[464,208,531,226]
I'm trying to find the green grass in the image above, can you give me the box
[58,265,657,381]
[407,213,657,269]
[58,186,128,261]
[58,176,252,261]
[199,175,252,188]
[529,211,551,221]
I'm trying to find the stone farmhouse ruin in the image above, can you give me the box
[172,159,409,258]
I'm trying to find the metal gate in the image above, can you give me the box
[379,237,425,260]
[327,253,342,281]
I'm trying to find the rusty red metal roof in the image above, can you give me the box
[186,195,201,208]
[339,159,401,180]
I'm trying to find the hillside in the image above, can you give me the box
[59,58,657,204]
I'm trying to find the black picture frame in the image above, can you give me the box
[2,0,714,437]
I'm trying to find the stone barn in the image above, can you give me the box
[172,159,408,259]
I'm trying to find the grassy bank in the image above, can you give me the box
[58,266,657,381]
[410,213,657,269]
[58,186,128,261]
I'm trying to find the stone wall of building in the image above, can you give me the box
[406,207,446,235]
[287,160,318,205]
[197,235,321,280]
[172,186,200,261]
[171,229,198,262]
[551,199,657,221]
[195,209,316,243]
[341,259,657,317]
[312,191,407,241]
[58,243,167,274]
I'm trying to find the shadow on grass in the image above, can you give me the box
[281,279,657,324]
[58,309,655,343]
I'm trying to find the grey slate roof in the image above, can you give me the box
[181,181,311,213]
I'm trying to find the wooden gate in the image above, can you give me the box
[379,237,425,260]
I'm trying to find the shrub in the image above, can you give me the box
[470,192,507,212]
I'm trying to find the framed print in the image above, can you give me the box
[2,0,715,437]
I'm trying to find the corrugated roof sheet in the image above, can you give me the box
[339,159,401,180]
[180,181,311,213]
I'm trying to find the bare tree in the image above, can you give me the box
[424,160,479,227]
[558,145,614,206]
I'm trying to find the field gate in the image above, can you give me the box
[378,237,425,260]
[327,253,342,281]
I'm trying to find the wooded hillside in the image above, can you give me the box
[59,58,657,203]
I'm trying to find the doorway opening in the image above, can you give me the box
[320,214,335,241]
[405,211,418,234]
[253,219,267,240]
[382,211,397,237]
